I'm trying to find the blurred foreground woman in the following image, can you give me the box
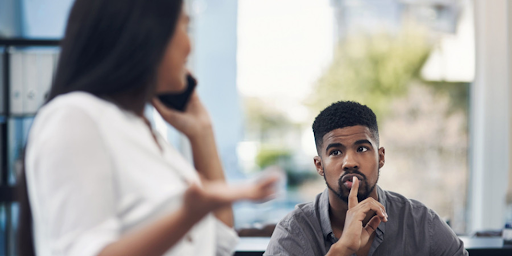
[17,0,278,255]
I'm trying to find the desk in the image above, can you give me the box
[459,236,512,256]
[235,236,512,256]
[235,238,271,256]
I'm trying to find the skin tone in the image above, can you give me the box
[313,126,388,256]
[97,6,279,256]
[154,6,191,94]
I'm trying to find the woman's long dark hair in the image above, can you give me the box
[17,0,183,254]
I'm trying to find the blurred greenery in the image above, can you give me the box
[305,29,470,232]
[256,147,292,169]
[286,170,318,188]
[424,81,470,117]
[256,146,317,188]
[245,28,470,190]
[308,29,431,120]
[244,97,294,141]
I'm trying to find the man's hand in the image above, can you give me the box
[331,177,388,255]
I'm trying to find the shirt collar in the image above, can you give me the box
[318,188,333,239]
[317,186,388,240]
[375,185,387,237]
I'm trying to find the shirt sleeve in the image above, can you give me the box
[263,220,311,256]
[428,209,468,256]
[27,106,120,256]
[214,217,239,256]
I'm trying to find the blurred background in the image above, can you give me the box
[0,0,511,255]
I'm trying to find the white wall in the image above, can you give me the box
[469,0,511,232]
[508,0,512,221]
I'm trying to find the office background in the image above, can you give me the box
[0,0,511,255]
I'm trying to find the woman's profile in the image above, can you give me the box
[17,0,278,255]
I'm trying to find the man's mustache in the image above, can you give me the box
[339,168,367,183]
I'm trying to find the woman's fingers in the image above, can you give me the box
[151,97,182,120]
[195,175,280,209]
[231,174,279,202]
[182,173,281,219]
[151,93,211,138]
[256,173,280,190]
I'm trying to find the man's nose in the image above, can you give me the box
[342,151,359,170]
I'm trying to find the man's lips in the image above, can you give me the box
[344,180,353,189]
[341,174,364,189]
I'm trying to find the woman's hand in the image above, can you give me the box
[152,91,212,139]
[183,174,279,219]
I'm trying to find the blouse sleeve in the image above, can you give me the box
[27,105,120,256]
[213,217,239,256]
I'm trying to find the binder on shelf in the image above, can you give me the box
[0,52,4,115]
[8,50,57,116]
[24,53,54,115]
[52,52,60,75]
[37,53,55,111]
[23,52,38,115]
[10,51,24,116]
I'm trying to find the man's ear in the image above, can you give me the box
[314,156,324,176]
[378,147,386,169]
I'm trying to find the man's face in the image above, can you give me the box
[313,125,385,203]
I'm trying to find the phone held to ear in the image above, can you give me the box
[157,74,197,112]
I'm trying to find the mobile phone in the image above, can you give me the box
[157,74,197,112]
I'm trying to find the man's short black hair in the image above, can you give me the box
[312,101,379,152]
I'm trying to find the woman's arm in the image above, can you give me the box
[152,93,235,227]
[189,128,234,227]
[28,97,276,256]
[99,177,278,256]
[98,198,202,256]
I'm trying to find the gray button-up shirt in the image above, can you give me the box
[264,186,468,256]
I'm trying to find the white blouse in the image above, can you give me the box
[25,92,239,256]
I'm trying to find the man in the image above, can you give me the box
[264,101,468,256]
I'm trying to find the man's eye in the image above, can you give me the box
[358,146,368,152]
[330,150,342,156]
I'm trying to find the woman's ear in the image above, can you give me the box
[378,147,386,169]
[314,156,324,176]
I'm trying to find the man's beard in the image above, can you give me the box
[324,168,378,203]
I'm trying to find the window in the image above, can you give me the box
[2,1,511,255]
[234,0,473,235]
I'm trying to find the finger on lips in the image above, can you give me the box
[348,176,359,208]
[347,176,389,221]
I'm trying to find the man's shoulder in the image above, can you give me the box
[276,201,317,230]
[378,188,467,255]
[265,198,326,256]
[382,189,435,217]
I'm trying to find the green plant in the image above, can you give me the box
[309,29,431,120]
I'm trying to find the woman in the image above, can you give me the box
[17,0,277,255]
